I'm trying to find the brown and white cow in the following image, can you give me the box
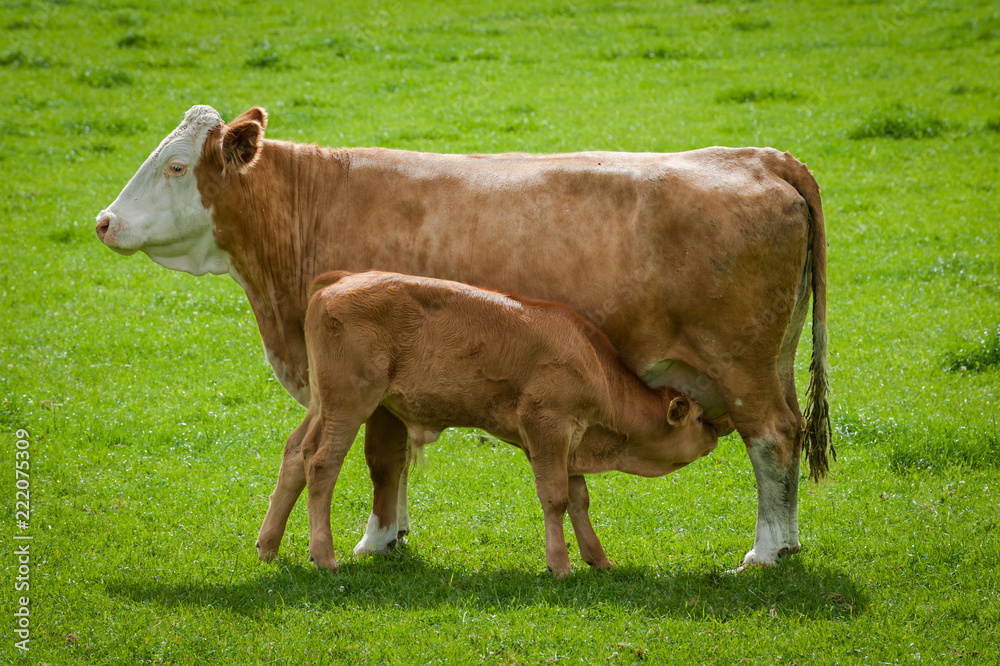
[96,105,832,571]
[267,270,719,575]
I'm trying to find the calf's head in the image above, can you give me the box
[95,105,267,276]
[667,394,719,457]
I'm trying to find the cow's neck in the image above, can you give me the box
[210,139,349,406]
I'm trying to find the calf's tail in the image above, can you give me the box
[309,270,352,298]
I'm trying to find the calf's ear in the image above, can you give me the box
[667,396,691,425]
[220,110,266,175]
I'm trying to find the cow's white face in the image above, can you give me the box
[96,105,230,276]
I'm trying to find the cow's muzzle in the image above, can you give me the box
[95,212,111,241]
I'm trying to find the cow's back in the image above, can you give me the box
[319,146,811,374]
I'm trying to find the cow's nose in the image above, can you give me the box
[95,212,111,241]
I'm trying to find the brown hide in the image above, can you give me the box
[196,131,820,441]
[306,271,719,476]
[193,109,831,571]
[298,270,719,574]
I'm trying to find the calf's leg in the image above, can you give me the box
[304,416,363,570]
[567,475,611,570]
[521,415,575,577]
[256,416,310,560]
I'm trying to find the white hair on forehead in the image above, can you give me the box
[148,104,224,165]
[182,104,224,128]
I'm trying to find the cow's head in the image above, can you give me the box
[95,105,267,276]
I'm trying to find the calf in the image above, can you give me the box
[256,270,719,576]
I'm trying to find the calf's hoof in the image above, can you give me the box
[256,540,279,562]
[586,557,612,571]
[547,564,572,579]
[309,553,339,571]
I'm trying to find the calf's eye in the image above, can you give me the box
[167,162,188,176]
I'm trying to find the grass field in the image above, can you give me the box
[2,0,999,663]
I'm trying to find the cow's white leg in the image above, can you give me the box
[354,511,399,555]
[356,406,409,556]
[354,453,409,554]
[741,438,801,569]
[396,457,411,544]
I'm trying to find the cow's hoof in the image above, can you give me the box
[731,543,800,574]
[730,549,777,574]
[354,540,392,556]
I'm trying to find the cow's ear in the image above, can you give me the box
[667,395,691,425]
[231,106,268,130]
[220,116,265,175]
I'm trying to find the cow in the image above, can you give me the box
[95,105,831,572]
[266,269,720,575]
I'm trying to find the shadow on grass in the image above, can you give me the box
[105,554,867,622]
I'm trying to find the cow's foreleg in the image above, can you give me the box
[304,417,361,570]
[256,416,310,560]
[567,475,611,570]
[354,406,409,555]
[396,450,411,542]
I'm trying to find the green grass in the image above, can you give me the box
[945,326,1000,373]
[2,0,999,663]
[848,103,949,140]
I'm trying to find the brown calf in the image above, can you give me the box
[256,270,719,576]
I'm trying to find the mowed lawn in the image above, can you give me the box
[2,0,999,663]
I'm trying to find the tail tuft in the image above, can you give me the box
[803,320,834,481]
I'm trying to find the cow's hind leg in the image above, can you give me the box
[731,391,804,571]
[256,415,311,560]
[354,406,409,555]
[567,475,611,570]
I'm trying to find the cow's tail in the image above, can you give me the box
[782,153,834,482]
[309,270,352,298]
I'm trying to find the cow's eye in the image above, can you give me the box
[167,162,188,176]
